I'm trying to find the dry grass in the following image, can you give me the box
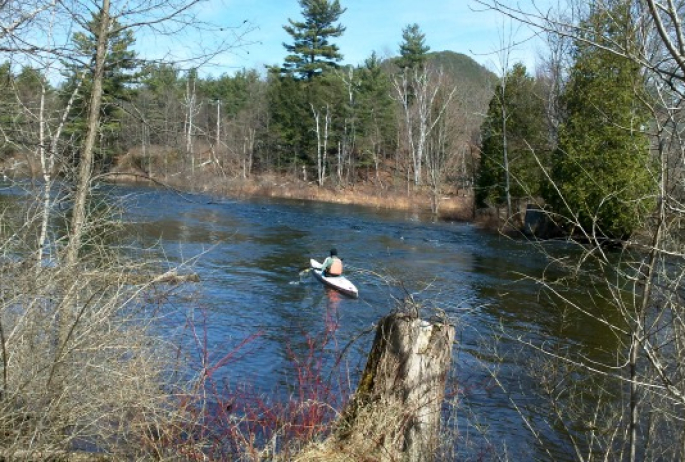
[109,163,475,222]
[225,176,474,222]
[0,185,200,459]
[292,398,410,462]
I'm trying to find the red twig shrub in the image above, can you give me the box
[147,300,352,460]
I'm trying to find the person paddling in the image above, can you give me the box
[321,248,343,277]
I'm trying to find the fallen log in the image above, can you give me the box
[79,269,200,285]
[0,449,112,461]
[149,269,200,284]
[0,264,200,286]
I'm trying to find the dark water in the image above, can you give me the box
[2,182,619,460]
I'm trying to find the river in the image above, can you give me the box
[2,182,620,460]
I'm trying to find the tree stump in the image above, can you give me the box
[332,310,455,462]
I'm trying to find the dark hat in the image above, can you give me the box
[330,248,338,256]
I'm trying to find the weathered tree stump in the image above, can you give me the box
[329,310,455,462]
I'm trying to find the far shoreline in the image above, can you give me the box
[108,170,477,223]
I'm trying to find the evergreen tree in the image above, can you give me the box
[62,10,138,169]
[545,4,653,240]
[140,63,180,96]
[357,52,396,173]
[397,23,430,70]
[0,62,16,158]
[0,63,49,159]
[266,70,312,167]
[267,66,348,176]
[201,69,263,118]
[137,63,183,150]
[282,0,346,80]
[476,63,548,207]
[272,0,348,175]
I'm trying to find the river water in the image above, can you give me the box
[2,183,619,460]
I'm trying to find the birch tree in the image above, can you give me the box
[184,70,200,174]
[393,23,431,186]
[311,103,331,186]
[338,66,358,184]
[394,66,457,188]
[422,73,461,215]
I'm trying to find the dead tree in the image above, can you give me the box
[332,310,455,462]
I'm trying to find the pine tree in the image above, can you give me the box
[282,0,346,80]
[476,63,548,208]
[545,4,653,240]
[266,70,312,166]
[136,63,184,151]
[62,10,138,170]
[0,62,16,158]
[0,63,50,160]
[397,23,430,70]
[357,52,395,172]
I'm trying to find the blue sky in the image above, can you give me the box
[157,0,548,77]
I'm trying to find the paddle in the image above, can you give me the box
[299,258,335,276]
[299,260,318,275]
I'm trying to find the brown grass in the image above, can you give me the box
[5,145,474,222]
[110,165,475,222]
[243,178,474,221]
[291,398,410,462]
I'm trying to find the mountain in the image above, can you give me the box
[426,50,498,89]
[383,50,497,91]
[381,50,496,110]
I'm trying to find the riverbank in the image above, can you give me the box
[111,169,477,222]
[2,150,477,222]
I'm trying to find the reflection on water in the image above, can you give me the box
[2,183,623,460]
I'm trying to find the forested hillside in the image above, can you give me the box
[427,50,497,88]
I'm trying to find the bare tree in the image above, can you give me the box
[425,76,467,216]
[0,0,58,52]
[64,0,110,267]
[338,66,358,185]
[393,65,456,189]
[183,71,200,175]
[494,22,518,219]
[311,103,331,187]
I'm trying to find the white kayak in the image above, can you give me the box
[310,258,359,298]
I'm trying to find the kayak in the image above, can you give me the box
[310,259,359,298]
[310,258,359,298]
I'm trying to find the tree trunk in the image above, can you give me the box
[61,1,110,367]
[66,0,109,267]
[502,99,512,221]
[333,311,455,462]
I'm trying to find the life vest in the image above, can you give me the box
[328,257,343,276]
